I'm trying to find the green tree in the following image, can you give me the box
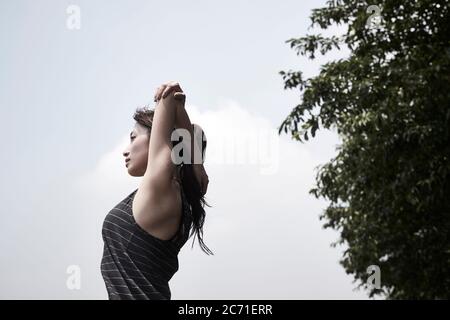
[279,0,450,299]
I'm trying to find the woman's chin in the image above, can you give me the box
[126,166,134,175]
[127,169,141,177]
[126,165,144,177]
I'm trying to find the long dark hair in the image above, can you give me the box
[133,106,213,255]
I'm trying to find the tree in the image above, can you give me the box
[279,0,450,299]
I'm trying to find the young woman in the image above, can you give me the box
[101,81,213,300]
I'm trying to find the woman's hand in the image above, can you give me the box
[154,81,186,103]
[192,164,209,196]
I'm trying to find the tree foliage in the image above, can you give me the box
[279,0,450,298]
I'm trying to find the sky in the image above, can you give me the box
[0,0,373,299]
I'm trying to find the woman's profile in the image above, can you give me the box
[100,81,213,300]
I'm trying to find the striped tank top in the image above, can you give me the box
[100,184,192,300]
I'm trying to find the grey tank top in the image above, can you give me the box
[100,184,192,300]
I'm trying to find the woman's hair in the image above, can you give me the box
[133,106,213,255]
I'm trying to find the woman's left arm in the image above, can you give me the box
[143,82,184,189]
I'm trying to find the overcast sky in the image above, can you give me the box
[0,0,372,299]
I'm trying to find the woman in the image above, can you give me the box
[101,81,213,300]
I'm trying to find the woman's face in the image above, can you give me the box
[122,123,150,177]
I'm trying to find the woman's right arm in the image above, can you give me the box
[175,104,204,165]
